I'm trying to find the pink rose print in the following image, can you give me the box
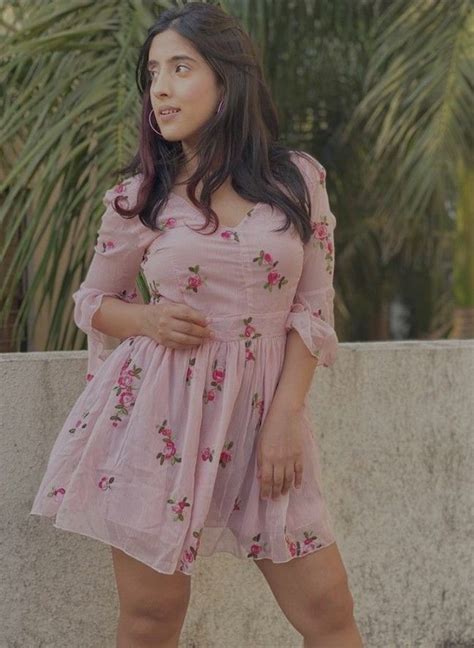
[166,495,191,522]
[219,440,233,468]
[98,476,115,491]
[239,317,262,364]
[100,240,116,253]
[186,357,196,386]
[178,528,203,573]
[247,532,269,559]
[86,373,94,382]
[310,215,335,275]
[203,388,216,404]
[201,447,215,462]
[252,250,289,291]
[203,358,226,403]
[220,230,240,243]
[251,392,265,432]
[161,216,177,230]
[233,496,242,511]
[68,409,90,435]
[318,166,326,187]
[156,419,182,466]
[110,357,142,427]
[210,359,225,392]
[47,486,65,502]
[284,526,324,557]
[313,221,329,241]
[185,265,208,293]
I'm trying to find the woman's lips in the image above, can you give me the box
[159,109,181,122]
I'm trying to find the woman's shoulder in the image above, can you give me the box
[102,172,144,209]
[98,173,159,247]
[290,149,326,175]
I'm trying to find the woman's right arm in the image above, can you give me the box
[72,176,158,381]
[91,296,148,341]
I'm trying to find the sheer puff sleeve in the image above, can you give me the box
[284,152,339,368]
[72,175,158,382]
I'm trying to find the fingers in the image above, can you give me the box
[156,304,214,348]
[258,462,302,500]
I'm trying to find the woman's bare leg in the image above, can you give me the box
[253,542,364,647]
[111,546,191,648]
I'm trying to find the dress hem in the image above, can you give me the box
[29,510,337,578]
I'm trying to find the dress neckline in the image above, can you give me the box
[169,191,264,232]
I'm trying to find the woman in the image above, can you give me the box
[31,3,363,647]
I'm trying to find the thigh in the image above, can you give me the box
[253,542,353,628]
[111,546,192,619]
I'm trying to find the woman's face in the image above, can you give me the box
[147,29,222,155]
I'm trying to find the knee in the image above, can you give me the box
[309,576,355,632]
[121,591,191,644]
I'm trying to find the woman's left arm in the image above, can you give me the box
[256,153,338,500]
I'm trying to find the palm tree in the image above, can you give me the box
[341,0,473,338]
[1,0,472,357]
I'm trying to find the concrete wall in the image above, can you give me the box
[1,340,473,647]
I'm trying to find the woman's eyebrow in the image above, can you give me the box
[147,55,197,69]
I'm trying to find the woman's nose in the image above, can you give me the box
[151,74,171,97]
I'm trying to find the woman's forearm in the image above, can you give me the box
[271,329,319,412]
[91,296,148,341]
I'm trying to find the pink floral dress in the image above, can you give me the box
[30,151,339,576]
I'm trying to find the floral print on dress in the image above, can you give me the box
[220,230,240,243]
[247,532,269,558]
[251,392,265,432]
[202,387,216,404]
[178,527,203,573]
[110,356,142,427]
[201,447,215,462]
[68,409,90,435]
[167,495,191,522]
[47,486,65,502]
[117,287,138,302]
[284,525,324,556]
[233,495,242,511]
[210,359,225,391]
[185,265,208,293]
[239,317,262,364]
[98,475,114,491]
[186,357,196,386]
[252,250,289,292]
[219,441,233,468]
[310,215,334,275]
[100,239,116,254]
[156,419,182,466]
[317,164,327,187]
[203,358,226,403]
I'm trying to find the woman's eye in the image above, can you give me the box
[148,65,188,80]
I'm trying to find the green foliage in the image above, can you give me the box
[0,0,472,352]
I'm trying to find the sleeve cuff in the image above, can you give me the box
[284,302,338,367]
[72,285,123,381]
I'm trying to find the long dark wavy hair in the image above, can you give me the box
[114,1,317,244]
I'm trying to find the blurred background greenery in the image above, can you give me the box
[0,0,472,356]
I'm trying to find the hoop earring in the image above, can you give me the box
[216,98,224,114]
[148,109,164,136]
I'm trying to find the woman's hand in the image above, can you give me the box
[256,403,305,500]
[141,302,214,349]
